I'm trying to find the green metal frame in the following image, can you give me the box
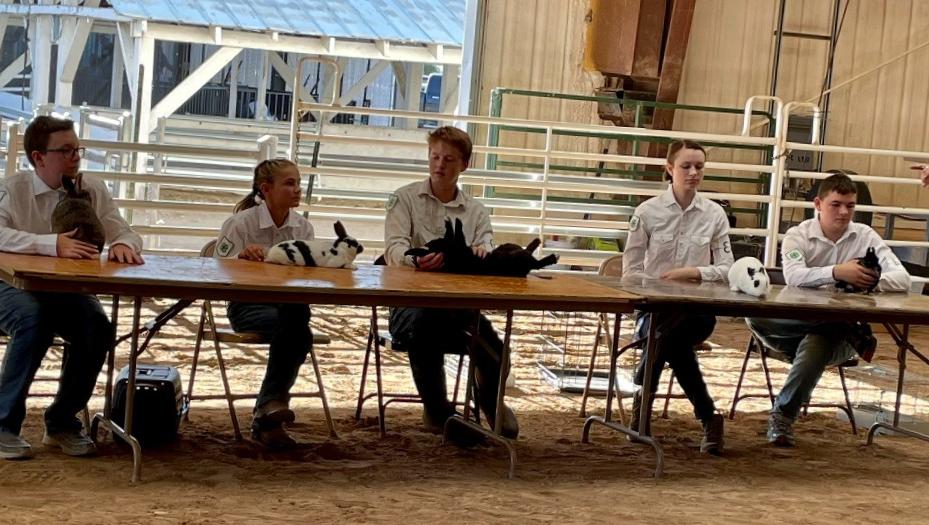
[482,88,776,250]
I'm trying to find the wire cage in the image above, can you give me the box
[535,309,638,396]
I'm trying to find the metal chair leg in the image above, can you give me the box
[661,374,674,418]
[838,366,858,435]
[204,301,242,441]
[308,344,337,438]
[729,337,754,419]
[759,344,776,407]
[580,313,606,418]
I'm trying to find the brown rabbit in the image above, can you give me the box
[51,173,106,252]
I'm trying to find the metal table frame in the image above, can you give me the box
[0,254,636,482]
[582,276,929,478]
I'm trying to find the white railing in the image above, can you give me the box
[2,93,928,277]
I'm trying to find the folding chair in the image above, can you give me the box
[0,331,91,432]
[354,255,468,437]
[187,240,336,440]
[579,254,693,419]
[728,268,858,434]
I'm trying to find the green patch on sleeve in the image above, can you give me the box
[386,193,399,211]
[217,236,235,257]
[785,248,803,262]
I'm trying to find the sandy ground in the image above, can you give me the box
[2,300,929,524]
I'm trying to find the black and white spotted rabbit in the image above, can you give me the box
[51,173,106,252]
[265,221,364,269]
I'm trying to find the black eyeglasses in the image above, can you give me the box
[42,146,85,158]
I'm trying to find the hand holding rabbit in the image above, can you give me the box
[56,227,99,259]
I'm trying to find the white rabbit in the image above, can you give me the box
[265,221,364,269]
[728,256,770,297]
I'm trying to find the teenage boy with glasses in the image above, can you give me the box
[0,116,143,459]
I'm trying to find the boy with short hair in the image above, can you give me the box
[0,116,143,460]
[747,173,909,447]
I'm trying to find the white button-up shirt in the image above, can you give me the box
[623,185,733,281]
[0,171,142,256]
[384,179,493,267]
[781,218,910,291]
[214,202,315,258]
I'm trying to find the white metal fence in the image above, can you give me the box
[2,90,928,278]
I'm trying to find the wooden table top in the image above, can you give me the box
[0,253,639,313]
[597,275,929,325]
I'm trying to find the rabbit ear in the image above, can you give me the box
[525,238,541,253]
[444,218,455,240]
[61,175,76,194]
[454,218,466,245]
[333,221,347,240]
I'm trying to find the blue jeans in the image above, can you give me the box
[226,302,311,411]
[745,318,857,420]
[0,283,110,435]
[634,312,718,423]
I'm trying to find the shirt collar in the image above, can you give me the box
[659,184,704,212]
[418,178,465,207]
[257,201,298,230]
[31,171,59,196]
[811,218,857,244]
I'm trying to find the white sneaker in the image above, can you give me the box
[43,429,96,457]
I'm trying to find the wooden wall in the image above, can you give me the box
[474,0,929,212]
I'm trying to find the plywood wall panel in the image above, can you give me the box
[474,0,929,210]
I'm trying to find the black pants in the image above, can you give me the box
[634,311,717,423]
[388,307,504,422]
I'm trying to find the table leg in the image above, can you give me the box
[93,295,144,483]
[444,310,518,479]
[868,323,929,446]
[582,311,665,478]
[92,295,120,442]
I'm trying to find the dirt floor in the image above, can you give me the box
[2,301,929,524]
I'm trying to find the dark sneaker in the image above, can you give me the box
[767,411,796,447]
[253,399,296,427]
[422,410,451,435]
[475,378,519,439]
[42,429,96,457]
[847,322,877,362]
[0,430,33,460]
[629,390,651,435]
[700,414,725,455]
[445,423,486,448]
[251,424,297,449]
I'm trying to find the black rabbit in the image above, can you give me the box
[405,218,559,277]
[405,217,482,273]
[51,173,106,252]
[835,246,882,293]
[482,238,560,277]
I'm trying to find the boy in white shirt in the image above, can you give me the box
[0,116,143,460]
[748,173,909,447]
